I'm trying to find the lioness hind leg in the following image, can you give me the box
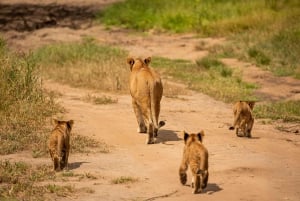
[146,123,155,144]
[132,100,147,133]
[53,156,60,171]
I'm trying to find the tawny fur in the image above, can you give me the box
[179,131,209,194]
[229,101,255,138]
[48,119,73,171]
[127,57,165,144]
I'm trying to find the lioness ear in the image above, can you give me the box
[197,130,205,142]
[247,101,255,110]
[67,120,74,130]
[144,57,151,65]
[127,57,135,66]
[52,118,59,126]
[68,120,74,127]
[182,131,189,143]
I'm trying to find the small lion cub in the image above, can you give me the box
[48,119,74,171]
[229,101,255,138]
[179,131,209,194]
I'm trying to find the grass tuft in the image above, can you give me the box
[83,94,118,105]
[111,176,139,184]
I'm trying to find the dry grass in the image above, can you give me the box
[0,160,75,200]
[32,38,130,93]
[0,38,60,155]
[111,176,139,184]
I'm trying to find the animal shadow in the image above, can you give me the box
[185,183,222,194]
[68,161,89,170]
[156,129,181,144]
[203,183,223,194]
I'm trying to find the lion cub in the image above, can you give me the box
[179,131,209,194]
[229,101,255,138]
[48,119,74,171]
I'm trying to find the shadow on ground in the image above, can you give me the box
[157,129,181,144]
[68,161,90,170]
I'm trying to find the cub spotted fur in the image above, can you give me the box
[127,57,165,144]
[179,131,209,194]
[229,101,255,138]
[48,119,74,171]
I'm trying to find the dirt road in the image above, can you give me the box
[1,0,300,200]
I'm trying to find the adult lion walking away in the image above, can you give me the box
[127,57,165,144]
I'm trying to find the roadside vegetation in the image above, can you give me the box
[32,37,129,92]
[0,160,97,200]
[0,38,59,155]
[0,160,73,200]
[254,101,300,122]
[97,0,300,122]
[152,56,257,103]
[98,0,300,79]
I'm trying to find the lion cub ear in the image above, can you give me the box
[197,130,205,142]
[67,120,74,130]
[247,101,255,110]
[52,118,59,126]
[144,57,151,65]
[182,131,189,143]
[127,57,135,66]
[68,120,74,127]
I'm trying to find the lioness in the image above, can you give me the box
[179,131,209,194]
[229,101,255,138]
[127,57,165,144]
[48,119,74,171]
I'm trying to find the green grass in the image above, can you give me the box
[32,38,129,92]
[152,56,257,103]
[0,38,59,155]
[98,0,300,79]
[254,101,300,122]
[98,0,299,35]
[218,18,300,79]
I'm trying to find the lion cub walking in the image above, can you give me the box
[179,131,209,194]
[229,101,255,138]
[48,119,74,171]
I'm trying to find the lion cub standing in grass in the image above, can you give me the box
[179,131,209,194]
[229,101,255,138]
[48,119,74,171]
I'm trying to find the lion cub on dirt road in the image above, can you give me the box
[179,131,209,194]
[127,57,165,144]
[48,119,74,171]
[229,101,255,138]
